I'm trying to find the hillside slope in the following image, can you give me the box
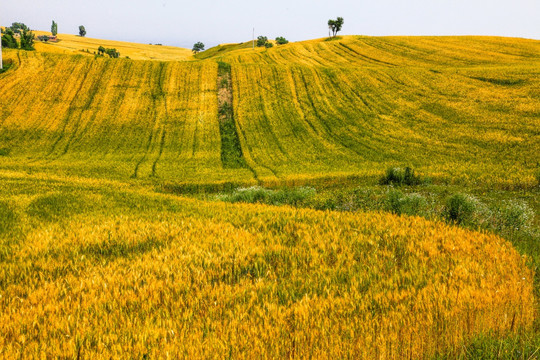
[0,35,538,358]
[33,31,193,61]
[1,36,539,187]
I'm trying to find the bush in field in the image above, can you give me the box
[275,36,288,45]
[79,25,87,37]
[494,200,534,233]
[443,193,477,225]
[20,29,35,50]
[97,46,120,58]
[386,189,427,216]
[380,167,422,186]
[264,42,274,48]
[1,29,18,49]
[256,36,268,47]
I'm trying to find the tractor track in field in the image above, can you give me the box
[297,68,372,158]
[45,61,97,158]
[132,62,167,178]
[59,62,112,157]
[151,63,168,177]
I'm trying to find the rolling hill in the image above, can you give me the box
[32,31,193,61]
[1,35,538,187]
[0,34,539,358]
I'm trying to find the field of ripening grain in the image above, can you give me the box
[0,33,538,358]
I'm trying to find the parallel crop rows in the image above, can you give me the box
[0,51,254,183]
[1,36,539,187]
[229,37,540,187]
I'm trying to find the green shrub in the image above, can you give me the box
[256,36,268,47]
[386,190,427,216]
[443,194,477,225]
[264,42,274,48]
[275,37,289,45]
[495,200,534,233]
[380,167,422,186]
[217,186,316,206]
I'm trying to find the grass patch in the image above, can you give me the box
[217,186,316,206]
[380,167,422,186]
[386,189,428,216]
[0,60,14,74]
[27,193,88,222]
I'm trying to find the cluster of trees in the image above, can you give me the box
[97,46,120,58]
[256,36,289,48]
[1,23,34,50]
[256,36,272,48]
[275,36,289,45]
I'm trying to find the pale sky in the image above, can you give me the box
[2,0,539,48]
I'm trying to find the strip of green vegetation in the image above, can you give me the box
[216,186,316,206]
[471,76,525,86]
[217,61,249,169]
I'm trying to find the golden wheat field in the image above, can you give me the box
[0,171,535,358]
[0,33,539,358]
[32,31,193,61]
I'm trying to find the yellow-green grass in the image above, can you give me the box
[1,34,539,358]
[0,171,535,358]
[194,41,256,60]
[0,50,254,183]
[1,36,538,188]
[33,31,193,61]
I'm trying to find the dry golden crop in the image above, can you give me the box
[0,173,535,358]
[32,31,193,61]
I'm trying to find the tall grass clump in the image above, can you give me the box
[380,167,422,186]
[443,193,478,225]
[217,186,316,206]
[494,200,534,234]
[386,189,428,216]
